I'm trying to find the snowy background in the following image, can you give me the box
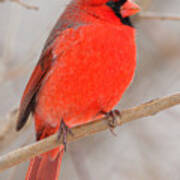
[0,0,180,179]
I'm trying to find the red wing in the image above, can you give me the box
[16,25,79,131]
[16,47,54,130]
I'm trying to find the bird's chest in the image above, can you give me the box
[36,25,136,126]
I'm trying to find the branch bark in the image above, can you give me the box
[0,109,32,151]
[11,0,38,10]
[0,0,38,10]
[0,93,179,172]
[138,12,180,21]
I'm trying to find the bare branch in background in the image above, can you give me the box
[0,109,18,141]
[138,12,180,21]
[11,0,38,10]
[0,109,32,151]
[0,0,38,10]
[0,93,179,172]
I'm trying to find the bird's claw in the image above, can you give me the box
[58,120,73,151]
[99,109,121,136]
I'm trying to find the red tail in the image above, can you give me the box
[26,147,64,180]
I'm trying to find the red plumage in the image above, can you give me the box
[17,0,140,179]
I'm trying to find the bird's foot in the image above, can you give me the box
[99,109,121,136]
[58,120,73,151]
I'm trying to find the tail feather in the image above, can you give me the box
[26,147,64,180]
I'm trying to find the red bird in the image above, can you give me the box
[17,0,140,179]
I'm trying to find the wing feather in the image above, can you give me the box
[16,47,54,130]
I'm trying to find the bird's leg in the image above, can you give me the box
[58,119,73,151]
[99,109,121,136]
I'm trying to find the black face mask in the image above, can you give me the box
[106,0,133,27]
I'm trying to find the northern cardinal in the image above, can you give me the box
[16,0,140,179]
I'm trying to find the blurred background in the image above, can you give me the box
[0,0,180,179]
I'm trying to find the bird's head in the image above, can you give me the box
[81,0,140,18]
[78,0,140,26]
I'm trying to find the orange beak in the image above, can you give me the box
[120,0,140,18]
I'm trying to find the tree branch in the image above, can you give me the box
[0,0,38,10]
[138,12,180,21]
[11,0,38,10]
[0,93,179,172]
[0,109,32,151]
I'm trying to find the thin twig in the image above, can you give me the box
[0,93,179,172]
[138,12,180,21]
[0,0,38,10]
[11,0,38,10]
[0,109,32,151]
[0,109,18,141]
